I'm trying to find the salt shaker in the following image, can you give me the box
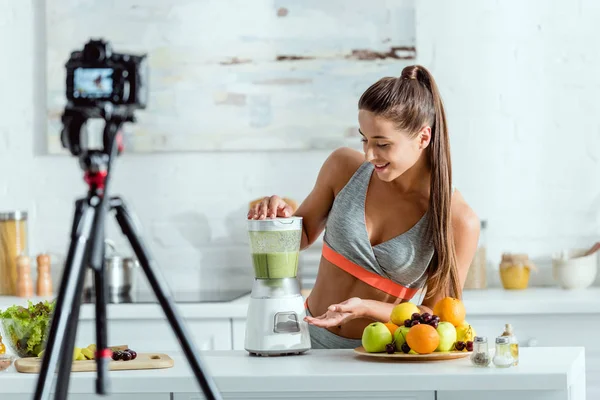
[15,255,34,298]
[470,336,491,367]
[493,336,514,368]
[36,254,53,297]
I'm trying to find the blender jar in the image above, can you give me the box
[247,217,302,279]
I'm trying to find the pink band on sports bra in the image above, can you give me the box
[321,242,418,300]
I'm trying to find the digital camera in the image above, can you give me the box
[65,39,148,110]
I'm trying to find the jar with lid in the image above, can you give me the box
[464,220,487,289]
[470,336,491,367]
[493,336,514,368]
[499,253,537,290]
[0,211,28,295]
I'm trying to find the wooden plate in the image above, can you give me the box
[354,346,472,361]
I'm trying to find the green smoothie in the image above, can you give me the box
[252,251,299,279]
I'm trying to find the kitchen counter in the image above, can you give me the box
[1,287,600,320]
[0,347,586,399]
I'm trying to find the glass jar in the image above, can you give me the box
[499,253,536,290]
[493,336,514,368]
[464,220,487,289]
[470,336,491,367]
[0,211,28,295]
[501,323,519,366]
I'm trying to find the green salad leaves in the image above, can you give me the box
[0,300,56,357]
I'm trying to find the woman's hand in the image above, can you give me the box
[304,297,367,328]
[248,195,294,220]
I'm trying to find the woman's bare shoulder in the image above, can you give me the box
[322,147,365,194]
[450,189,479,233]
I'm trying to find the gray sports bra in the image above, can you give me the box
[322,162,434,294]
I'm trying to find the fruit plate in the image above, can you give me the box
[354,346,472,361]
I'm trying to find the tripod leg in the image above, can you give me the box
[53,256,87,400]
[111,197,222,400]
[34,199,97,400]
[93,247,110,394]
[56,190,110,400]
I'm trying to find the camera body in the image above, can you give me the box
[65,39,148,110]
[61,39,148,157]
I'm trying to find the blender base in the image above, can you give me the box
[244,285,312,356]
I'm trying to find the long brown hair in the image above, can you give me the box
[358,65,461,301]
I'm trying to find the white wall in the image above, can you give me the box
[0,0,598,293]
[417,0,600,285]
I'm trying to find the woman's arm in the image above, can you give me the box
[248,147,364,249]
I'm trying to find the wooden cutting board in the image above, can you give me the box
[15,353,174,373]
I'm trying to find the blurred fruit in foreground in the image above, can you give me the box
[383,322,398,336]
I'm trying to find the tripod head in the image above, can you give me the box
[60,104,134,193]
[59,38,148,189]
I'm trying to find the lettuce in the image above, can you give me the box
[0,300,56,357]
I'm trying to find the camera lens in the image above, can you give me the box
[83,40,110,62]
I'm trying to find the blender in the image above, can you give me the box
[244,217,311,356]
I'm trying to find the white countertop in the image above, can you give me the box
[1,287,600,320]
[0,347,586,395]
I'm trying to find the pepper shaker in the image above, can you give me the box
[15,255,34,298]
[470,336,491,367]
[36,254,53,296]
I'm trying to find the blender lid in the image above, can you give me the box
[247,216,302,231]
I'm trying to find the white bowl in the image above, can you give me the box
[552,248,598,290]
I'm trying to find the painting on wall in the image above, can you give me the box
[45,0,415,154]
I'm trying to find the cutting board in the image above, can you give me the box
[15,353,174,373]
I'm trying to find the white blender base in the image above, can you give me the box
[245,295,311,356]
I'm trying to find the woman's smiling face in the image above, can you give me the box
[358,109,431,182]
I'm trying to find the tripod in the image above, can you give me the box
[33,113,222,400]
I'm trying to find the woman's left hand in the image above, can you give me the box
[304,297,367,328]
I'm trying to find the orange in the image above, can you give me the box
[406,324,440,354]
[433,297,466,327]
[384,322,398,336]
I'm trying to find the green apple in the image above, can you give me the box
[393,326,411,351]
[362,322,392,353]
[436,321,457,352]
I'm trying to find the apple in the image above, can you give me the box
[362,322,392,353]
[435,321,457,352]
[393,326,411,351]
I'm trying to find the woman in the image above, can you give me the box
[247,65,480,349]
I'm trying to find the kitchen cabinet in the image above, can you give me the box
[173,391,435,400]
[6,395,169,400]
[73,318,232,352]
[437,391,569,400]
[232,318,246,350]
[0,348,584,400]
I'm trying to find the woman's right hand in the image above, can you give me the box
[247,195,294,220]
